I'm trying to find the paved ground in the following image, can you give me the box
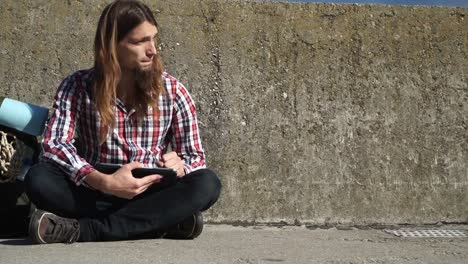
[1,225,467,264]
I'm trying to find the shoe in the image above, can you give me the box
[29,210,80,244]
[164,212,203,239]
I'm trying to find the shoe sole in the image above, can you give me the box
[28,210,52,244]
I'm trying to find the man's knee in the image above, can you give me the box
[25,163,45,196]
[188,169,221,203]
[24,162,59,203]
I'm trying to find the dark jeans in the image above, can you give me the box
[24,162,221,242]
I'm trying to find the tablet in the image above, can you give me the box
[94,163,178,187]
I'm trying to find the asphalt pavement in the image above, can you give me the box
[1,224,467,264]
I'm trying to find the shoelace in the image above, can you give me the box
[48,217,80,243]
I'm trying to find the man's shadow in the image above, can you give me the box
[0,237,32,246]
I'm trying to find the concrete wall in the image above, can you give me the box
[0,0,466,225]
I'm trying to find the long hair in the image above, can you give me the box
[93,0,164,144]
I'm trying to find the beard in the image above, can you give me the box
[133,63,155,94]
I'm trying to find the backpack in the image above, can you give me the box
[0,97,47,238]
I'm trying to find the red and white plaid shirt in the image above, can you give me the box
[40,68,206,186]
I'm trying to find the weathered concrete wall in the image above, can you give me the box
[0,0,467,225]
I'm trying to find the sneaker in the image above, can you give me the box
[29,210,80,244]
[164,212,203,239]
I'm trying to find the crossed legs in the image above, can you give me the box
[25,162,221,241]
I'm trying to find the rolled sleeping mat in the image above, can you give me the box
[0,97,49,136]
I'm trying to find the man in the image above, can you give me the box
[25,0,221,244]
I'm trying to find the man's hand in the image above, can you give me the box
[157,151,185,177]
[86,161,162,199]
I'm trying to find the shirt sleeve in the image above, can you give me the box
[40,74,94,185]
[171,82,206,173]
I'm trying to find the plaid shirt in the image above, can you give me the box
[40,68,206,186]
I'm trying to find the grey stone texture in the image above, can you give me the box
[0,0,467,225]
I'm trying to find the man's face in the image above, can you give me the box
[117,21,158,73]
